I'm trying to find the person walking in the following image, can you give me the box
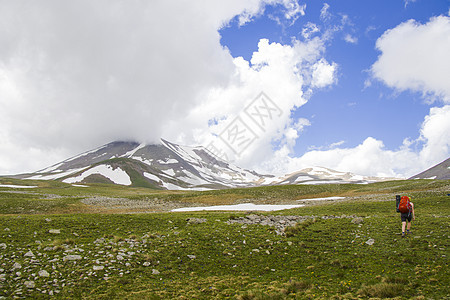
[399,196,415,237]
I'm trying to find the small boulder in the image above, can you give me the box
[63,255,82,261]
[12,262,21,270]
[24,251,35,257]
[186,218,207,224]
[351,217,364,225]
[365,238,375,246]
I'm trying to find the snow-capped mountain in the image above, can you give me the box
[409,157,450,180]
[16,140,393,190]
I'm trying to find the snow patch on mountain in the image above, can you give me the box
[63,165,131,185]
[143,172,160,182]
[27,168,87,180]
[122,143,146,157]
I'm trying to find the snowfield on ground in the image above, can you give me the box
[0,184,38,189]
[63,165,132,185]
[171,203,305,212]
[297,196,346,201]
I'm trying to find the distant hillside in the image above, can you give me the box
[12,139,396,190]
[409,157,450,180]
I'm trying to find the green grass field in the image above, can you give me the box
[0,178,448,299]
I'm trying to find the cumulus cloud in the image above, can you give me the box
[372,15,450,103]
[180,36,336,169]
[311,59,338,88]
[0,0,315,174]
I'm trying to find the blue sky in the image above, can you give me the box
[0,0,449,178]
[220,0,447,156]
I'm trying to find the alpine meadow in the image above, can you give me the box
[0,178,448,299]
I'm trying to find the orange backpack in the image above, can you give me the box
[398,196,411,213]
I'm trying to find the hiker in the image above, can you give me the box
[399,196,415,237]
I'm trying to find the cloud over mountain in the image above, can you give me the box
[0,0,308,174]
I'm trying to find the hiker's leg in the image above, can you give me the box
[407,221,412,231]
[402,221,406,233]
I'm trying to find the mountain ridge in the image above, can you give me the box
[13,139,399,190]
[409,157,450,180]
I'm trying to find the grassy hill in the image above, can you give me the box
[0,178,448,299]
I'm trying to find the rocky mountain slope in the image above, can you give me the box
[16,140,395,190]
[409,157,450,180]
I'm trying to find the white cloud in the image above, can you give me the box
[404,0,417,8]
[277,104,450,178]
[372,15,450,103]
[0,0,317,175]
[181,36,337,170]
[280,0,306,20]
[417,105,450,164]
[301,22,320,39]
[311,58,338,88]
[344,34,358,44]
[320,3,331,21]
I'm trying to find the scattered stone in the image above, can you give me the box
[227,214,312,235]
[24,281,35,289]
[45,218,52,222]
[24,251,35,258]
[187,255,196,259]
[63,255,82,261]
[152,269,160,275]
[0,243,6,249]
[93,266,104,271]
[12,262,21,270]
[351,217,364,225]
[186,218,207,224]
[4,228,10,231]
[116,255,124,261]
[365,238,375,246]
[38,270,50,277]
[49,229,60,234]
[143,262,151,267]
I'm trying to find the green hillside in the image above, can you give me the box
[0,179,448,299]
